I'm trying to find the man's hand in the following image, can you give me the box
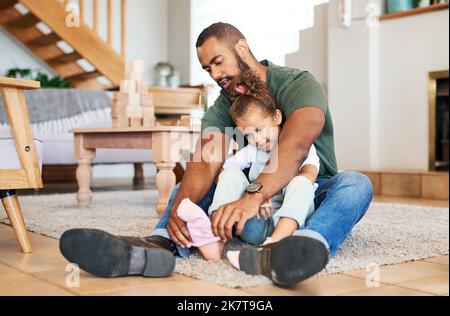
[165,130,229,249]
[167,209,192,248]
[211,193,265,241]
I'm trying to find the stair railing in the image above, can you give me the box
[59,0,126,60]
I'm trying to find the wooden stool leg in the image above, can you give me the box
[0,190,32,253]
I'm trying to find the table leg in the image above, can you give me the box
[152,131,188,216]
[76,156,95,206]
[74,134,96,207]
[133,162,144,187]
[155,162,176,216]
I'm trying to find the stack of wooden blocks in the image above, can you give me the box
[112,60,156,128]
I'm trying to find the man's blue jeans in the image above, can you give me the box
[150,171,373,257]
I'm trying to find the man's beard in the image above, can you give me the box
[235,51,250,73]
[218,51,251,95]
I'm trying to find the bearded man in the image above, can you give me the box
[60,22,373,288]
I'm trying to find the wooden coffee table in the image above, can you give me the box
[73,126,200,215]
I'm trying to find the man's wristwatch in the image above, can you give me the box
[246,182,263,194]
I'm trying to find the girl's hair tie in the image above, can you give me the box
[235,85,247,95]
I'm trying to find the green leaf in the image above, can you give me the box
[5,67,73,88]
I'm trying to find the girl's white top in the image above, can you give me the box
[223,144,320,182]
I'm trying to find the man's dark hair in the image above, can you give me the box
[196,22,246,49]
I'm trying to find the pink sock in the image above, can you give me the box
[226,238,278,270]
[176,198,221,248]
[261,237,278,246]
[226,251,240,270]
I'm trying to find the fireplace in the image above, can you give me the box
[429,70,449,172]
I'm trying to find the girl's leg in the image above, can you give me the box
[207,168,249,216]
[268,175,316,243]
[267,218,299,244]
[177,168,248,262]
[227,176,316,270]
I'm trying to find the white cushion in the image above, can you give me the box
[0,137,43,170]
[0,126,153,166]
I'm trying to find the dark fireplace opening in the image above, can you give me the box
[435,77,449,171]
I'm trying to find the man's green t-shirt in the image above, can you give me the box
[201,60,338,180]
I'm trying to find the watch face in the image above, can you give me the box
[247,182,262,193]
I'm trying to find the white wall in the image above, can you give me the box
[0,0,169,84]
[124,0,169,83]
[327,0,378,171]
[286,1,379,171]
[168,0,191,85]
[0,29,54,77]
[378,10,449,170]
[285,3,329,90]
[291,0,448,171]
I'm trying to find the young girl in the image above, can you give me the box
[176,70,320,266]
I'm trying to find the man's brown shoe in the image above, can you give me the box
[60,229,176,278]
[238,235,329,288]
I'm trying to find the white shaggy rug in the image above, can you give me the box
[1,190,448,288]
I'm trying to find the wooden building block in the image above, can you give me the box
[137,81,149,94]
[130,117,143,127]
[120,80,137,94]
[126,105,143,118]
[142,105,154,118]
[111,99,125,117]
[117,118,130,128]
[116,92,141,107]
[143,118,155,126]
[142,118,155,127]
[141,93,154,107]
[142,106,155,126]
[142,106,155,116]
[114,106,130,128]
[126,71,144,82]
[127,59,145,73]
[111,99,118,117]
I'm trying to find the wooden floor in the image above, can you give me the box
[0,179,448,296]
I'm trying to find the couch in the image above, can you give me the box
[0,88,153,183]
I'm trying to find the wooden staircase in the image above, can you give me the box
[0,0,126,89]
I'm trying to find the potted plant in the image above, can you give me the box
[5,68,73,88]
